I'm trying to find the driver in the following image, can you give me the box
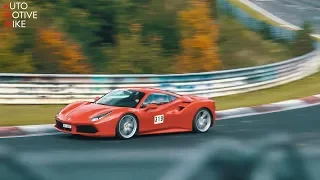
[155,95,167,105]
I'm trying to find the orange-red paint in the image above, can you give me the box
[55,88,216,137]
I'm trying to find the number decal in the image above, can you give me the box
[154,115,164,124]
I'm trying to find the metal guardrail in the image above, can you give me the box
[0,51,319,104]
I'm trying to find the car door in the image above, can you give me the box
[138,93,179,133]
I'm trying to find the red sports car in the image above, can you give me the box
[55,88,216,139]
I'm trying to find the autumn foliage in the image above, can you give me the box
[105,24,170,74]
[176,0,221,73]
[0,30,34,73]
[0,3,34,73]
[0,0,222,74]
[38,28,91,73]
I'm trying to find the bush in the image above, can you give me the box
[291,22,314,56]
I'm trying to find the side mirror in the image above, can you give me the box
[145,104,158,111]
[94,96,100,101]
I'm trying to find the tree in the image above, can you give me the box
[209,0,218,19]
[292,22,314,56]
[105,24,171,74]
[37,28,91,74]
[30,0,117,73]
[141,0,184,56]
[176,0,221,73]
[0,30,34,73]
[0,5,34,73]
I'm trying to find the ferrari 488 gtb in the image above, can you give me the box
[55,88,216,139]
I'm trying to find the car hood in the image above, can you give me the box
[60,103,125,122]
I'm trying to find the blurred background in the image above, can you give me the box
[1,0,320,180]
[0,0,316,75]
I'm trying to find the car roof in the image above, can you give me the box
[126,87,181,96]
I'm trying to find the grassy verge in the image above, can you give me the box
[218,16,293,69]
[228,0,320,45]
[0,105,64,126]
[215,71,320,110]
[0,71,320,126]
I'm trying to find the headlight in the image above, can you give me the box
[90,111,112,122]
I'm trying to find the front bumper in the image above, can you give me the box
[55,118,116,137]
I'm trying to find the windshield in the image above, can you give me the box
[95,89,145,108]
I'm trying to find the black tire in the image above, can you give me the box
[192,108,212,133]
[116,114,138,139]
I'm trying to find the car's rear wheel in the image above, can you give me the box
[192,108,212,133]
[116,114,138,139]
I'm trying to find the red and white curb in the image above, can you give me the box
[0,124,60,138]
[1,94,320,138]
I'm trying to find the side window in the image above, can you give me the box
[141,93,177,108]
[168,95,177,102]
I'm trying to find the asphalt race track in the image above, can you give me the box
[249,0,320,33]
[1,104,320,180]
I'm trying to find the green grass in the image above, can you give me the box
[0,71,320,126]
[219,16,293,69]
[215,71,320,110]
[0,105,64,126]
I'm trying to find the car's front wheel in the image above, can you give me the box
[192,108,212,133]
[116,114,138,139]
